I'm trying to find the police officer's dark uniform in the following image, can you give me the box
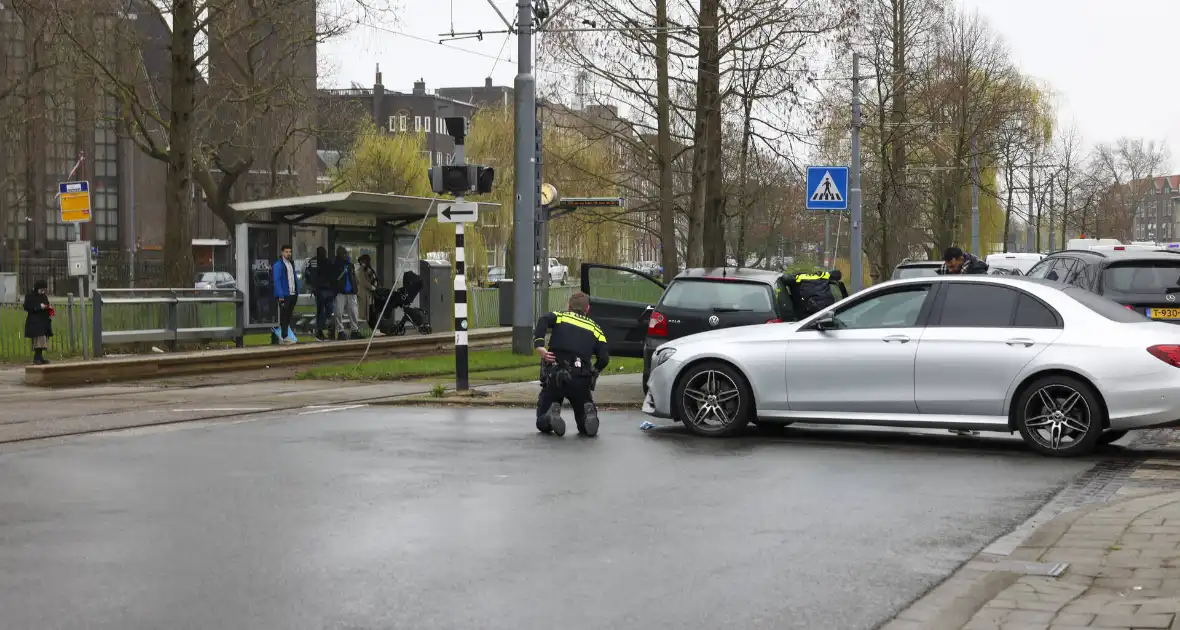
[782,269,843,318]
[533,309,610,437]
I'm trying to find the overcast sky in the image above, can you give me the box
[322,0,1180,168]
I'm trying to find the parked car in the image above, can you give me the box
[1024,248,1180,321]
[579,263,847,389]
[534,257,569,284]
[642,275,1180,457]
[891,259,943,279]
[194,271,236,290]
[985,253,1044,275]
[486,266,507,287]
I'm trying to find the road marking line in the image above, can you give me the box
[170,408,273,412]
[298,404,368,415]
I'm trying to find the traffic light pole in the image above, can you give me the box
[511,0,537,354]
[453,140,470,391]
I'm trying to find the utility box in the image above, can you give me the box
[0,273,15,303]
[419,259,453,333]
[498,279,514,327]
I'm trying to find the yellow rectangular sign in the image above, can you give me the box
[58,181,91,223]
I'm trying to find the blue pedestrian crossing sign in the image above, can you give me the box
[806,166,849,211]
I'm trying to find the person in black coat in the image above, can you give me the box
[24,279,53,365]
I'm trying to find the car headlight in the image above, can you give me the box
[651,347,677,370]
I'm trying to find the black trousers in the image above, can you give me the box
[277,297,298,339]
[536,374,595,432]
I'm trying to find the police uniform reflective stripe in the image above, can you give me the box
[793,272,831,282]
[554,311,607,343]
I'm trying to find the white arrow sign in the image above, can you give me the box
[438,201,479,223]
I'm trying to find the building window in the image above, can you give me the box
[387,116,396,132]
[399,115,407,132]
[437,117,444,134]
[414,116,421,132]
[436,152,442,165]
[92,116,119,243]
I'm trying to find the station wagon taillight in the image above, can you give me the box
[648,310,668,337]
[1147,345,1180,368]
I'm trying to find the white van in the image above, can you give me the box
[1065,238,1122,250]
[985,253,1045,275]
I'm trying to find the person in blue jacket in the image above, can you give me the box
[271,244,300,344]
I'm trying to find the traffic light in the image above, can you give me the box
[427,165,495,196]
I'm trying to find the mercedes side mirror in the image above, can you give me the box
[813,312,836,331]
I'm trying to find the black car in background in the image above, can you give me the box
[1024,248,1180,321]
[579,264,848,387]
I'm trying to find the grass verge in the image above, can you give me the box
[298,348,644,383]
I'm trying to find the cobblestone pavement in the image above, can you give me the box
[881,430,1180,630]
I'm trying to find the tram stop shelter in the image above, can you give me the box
[230,191,498,334]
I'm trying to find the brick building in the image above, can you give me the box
[0,0,318,289]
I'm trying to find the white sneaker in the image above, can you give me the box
[280,338,296,345]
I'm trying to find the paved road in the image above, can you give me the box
[0,408,1098,630]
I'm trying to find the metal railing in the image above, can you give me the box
[91,288,245,357]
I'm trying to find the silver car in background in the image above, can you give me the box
[642,276,1180,457]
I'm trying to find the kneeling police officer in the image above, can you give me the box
[533,291,610,437]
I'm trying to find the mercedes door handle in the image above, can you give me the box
[882,334,910,343]
[1006,338,1035,347]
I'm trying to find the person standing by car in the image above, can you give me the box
[356,254,380,334]
[271,245,299,345]
[939,247,989,275]
[533,292,610,437]
[333,246,362,340]
[782,269,843,318]
[24,279,53,364]
[303,246,336,341]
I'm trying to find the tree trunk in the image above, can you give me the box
[735,98,753,268]
[698,0,725,268]
[1002,167,1014,253]
[686,0,720,268]
[164,0,197,287]
[655,0,677,281]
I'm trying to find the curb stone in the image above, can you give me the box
[368,397,642,410]
[877,488,1177,630]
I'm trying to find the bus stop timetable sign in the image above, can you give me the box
[58,181,92,223]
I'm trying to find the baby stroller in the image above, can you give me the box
[371,271,432,336]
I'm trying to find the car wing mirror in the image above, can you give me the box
[813,312,836,331]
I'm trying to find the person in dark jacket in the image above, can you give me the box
[782,269,843,318]
[303,246,337,341]
[533,292,610,437]
[333,246,361,340]
[939,247,989,275]
[24,280,53,365]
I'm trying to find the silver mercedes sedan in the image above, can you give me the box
[641,275,1180,457]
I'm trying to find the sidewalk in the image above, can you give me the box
[883,487,1180,630]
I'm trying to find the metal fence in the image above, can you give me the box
[0,282,661,363]
[91,289,244,357]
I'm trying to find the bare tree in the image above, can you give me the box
[1094,138,1171,241]
[49,0,386,285]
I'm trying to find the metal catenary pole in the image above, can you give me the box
[850,52,863,292]
[1048,174,1055,252]
[971,136,980,256]
[823,212,831,268]
[1027,160,1036,252]
[511,0,537,354]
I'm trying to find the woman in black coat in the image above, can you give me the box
[24,279,52,365]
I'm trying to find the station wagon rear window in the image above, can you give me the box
[1102,261,1180,295]
[660,279,774,312]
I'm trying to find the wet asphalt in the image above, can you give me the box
[0,408,1098,630]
